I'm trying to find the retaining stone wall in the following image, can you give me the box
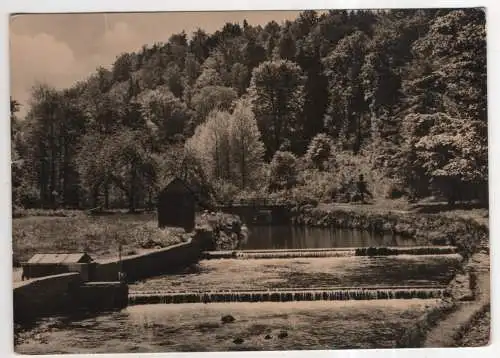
[13,272,82,323]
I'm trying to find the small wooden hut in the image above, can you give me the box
[157,177,197,232]
[22,252,95,280]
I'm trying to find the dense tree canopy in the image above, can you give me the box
[12,9,487,210]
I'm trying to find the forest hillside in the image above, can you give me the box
[10,9,487,212]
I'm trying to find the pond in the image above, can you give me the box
[239,225,416,250]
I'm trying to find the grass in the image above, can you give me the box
[12,208,85,219]
[12,212,187,265]
[14,300,439,353]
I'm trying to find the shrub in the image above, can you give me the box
[14,184,40,209]
[305,133,335,170]
[268,151,298,191]
[197,211,245,250]
[385,182,406,199]
[212,180,240,204]
[292,169,339,204]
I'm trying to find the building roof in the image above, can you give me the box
[160,177,197,196]
[27,253,93,265]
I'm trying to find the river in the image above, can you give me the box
[15,226,455,354]
[239,225,416,250]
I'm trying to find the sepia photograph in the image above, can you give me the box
[9,7,489,354]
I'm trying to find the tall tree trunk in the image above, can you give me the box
[128,164,136,213]
[39,157,48,209]
[241,138,246,189]
[104,180,110,209]
[50,120,57,209]
[355,114,362,154]
[92,185,100,209]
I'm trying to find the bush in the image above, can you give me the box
[292,169,338,204]
[305,133,335,170]
[385,182,406,199]
[212,181,240,204]
[14,184,40,209]
[132,223,187,249]
[268,151,298,191]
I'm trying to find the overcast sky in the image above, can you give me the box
[10,11,302,116]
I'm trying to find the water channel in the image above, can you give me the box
[239,225,416,250]
[15,225,458,353]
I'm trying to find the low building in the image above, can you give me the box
[22,252,95,281]
[157,177,197,232]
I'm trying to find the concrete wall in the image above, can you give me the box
[13,230,210,323]
[94,234,205,282]
[13,272,82,323]
[76,282,128,311]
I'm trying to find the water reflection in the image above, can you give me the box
[240,226,416,250]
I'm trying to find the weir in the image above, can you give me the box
[203,246,458,260]
[128,286,448,305]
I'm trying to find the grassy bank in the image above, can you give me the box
[12,210,244,267]
[12,213,188,265]
[290,201,489,348]
[291,202,488,258]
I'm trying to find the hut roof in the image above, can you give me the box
[27,252,93,265]
[160,177,197,195]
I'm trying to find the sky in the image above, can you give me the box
[9,11,302,116]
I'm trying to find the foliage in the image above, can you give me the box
[186,100,265,191]
[186,110,233,182]
[249,59,305,157]
[268,151,298,191]
[228,97,266,188]
[190,85,238,130]
[137,86,192,144]
[305,133,335,170]
[12,9,487,210]
[323,31,369,152]
[400,113,487,204]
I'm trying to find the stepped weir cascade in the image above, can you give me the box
[128,225,461,306]
[15,223,467,354]
[129,287,449,305]
[203,246,459,260]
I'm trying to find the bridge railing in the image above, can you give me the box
[217,198,285,208]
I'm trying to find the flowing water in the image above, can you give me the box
[15,225,459,353]
[239,225,416,250]
[130,254,462,293]
[129,287,448,305]
[15,300,439,353]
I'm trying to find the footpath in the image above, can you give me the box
[423,251,490,347]
[320,201,490,347]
